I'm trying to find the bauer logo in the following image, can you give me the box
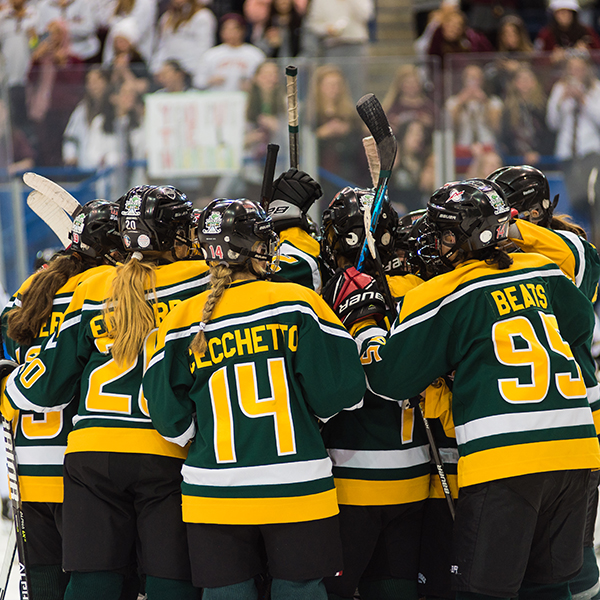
[122,195,142,217]
[72,213,85,235]
[450,565,459,575]
[203,211,222,234]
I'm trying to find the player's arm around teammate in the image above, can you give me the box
[328,179,600,600]
[5,186,209,600]
[143,198,366,600]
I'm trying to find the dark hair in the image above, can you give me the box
[164,59,193,89]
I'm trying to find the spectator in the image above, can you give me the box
[194,13,265,91]
[535,0,600,64]
[62,65,111,166]
[0,0,38,136]
[465,0,518,48]
[302,0,373,99]
[445,63,503,172]
[382,64,435,136]
[485,14,535,97]
[311,64,367,204]
[27,19,84,166]
[243,60,285,193]
[464,143,503,178]
[546,52,600,227]
[106,18,152,94]
[256,0,302,57]
[243,0,271,46]
[390,119,433,212]
[499,64,554,165]
[151,0,217,77]
[154,59,194,91]
[427,8,494,63]
[101,0,158,67]
[37,0,100,62]
[0,98,35,176]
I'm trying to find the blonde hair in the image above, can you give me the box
[310,64,357,125]
[164,0,202,31]
[115,0,135,15]
[504,65,546,130]
[382,64,425,112]
[189,264,234,355]
[103,254,158,367]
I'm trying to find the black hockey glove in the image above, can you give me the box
[0,359,18,382]
[322,266,386,328]
[268,168,323,232]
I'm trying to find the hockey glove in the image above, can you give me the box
[322,266,386,327]
[268,168,323,232]
[0,359,18,383]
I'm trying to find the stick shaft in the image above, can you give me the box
[260,144,280,211]
[286,65,299,169]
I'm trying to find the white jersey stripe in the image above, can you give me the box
[16,445,66,465]
[556,230,586,288]
[454,406,594,446]
[328,445,431,470]
[182,457,333,487]
[279,242,321,291]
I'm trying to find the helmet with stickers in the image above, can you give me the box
[321,186,398,271]
[197,198,279,271]
[69,199,123,265]
[118,185,193,253]
[424,178,511,269]
[487,165,556,227]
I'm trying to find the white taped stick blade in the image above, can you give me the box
[362,136,380,187]
[363,203,377,260]
[23,172,81,216]
[27,190,72,247]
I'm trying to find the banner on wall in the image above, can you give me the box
[144,91,247,177]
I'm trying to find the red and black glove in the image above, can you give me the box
[322,267,386,327]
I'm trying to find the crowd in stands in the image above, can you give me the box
[2,0,600,226]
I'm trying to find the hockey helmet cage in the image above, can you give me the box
[198,198,279,270]
[118,185,193,253]
[487,165,557,227]
[426,178,511,268]
[321,186,398,270]
[384,208,427,275]
[69,199,123,265]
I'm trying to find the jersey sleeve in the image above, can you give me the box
[143,312,197,447]
[275,227,323,292]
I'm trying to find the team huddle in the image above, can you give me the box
[0,162,598,600]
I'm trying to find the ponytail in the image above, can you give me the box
[7,254,89,347]
[189,264,234,355]
[550,214,588,240]
[104,253,158,367]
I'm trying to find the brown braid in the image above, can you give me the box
[550,214,588,240]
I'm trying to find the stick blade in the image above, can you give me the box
[27,191,72,248]
[356,94,397,173]
[23,172,81,216]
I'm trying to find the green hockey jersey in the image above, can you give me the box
[274,227,322,292]
[356,252,600,489]
[1,265,114,502]
[143,278,366,525]
[4,260,210,460]
[322,273,432,506]
[510,219,600,434]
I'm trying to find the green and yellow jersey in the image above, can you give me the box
[0,265,114,502]
[143,279,366,525]
[356,253,600,489]
[4,261,210,461]
[510,219,600,434]
[321,272,433,506]
[275,227,322,292]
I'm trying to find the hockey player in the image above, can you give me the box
[0,200,131,600]
[326,178,600,600]
[142,198,366,600]
[487,164,600,600]
[317,185,429,600]
[4,185,209,600]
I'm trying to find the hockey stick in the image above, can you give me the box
[588,167,598,248]
[260,143,280,211]
[0,524,16,600]
[23,172,81,216]
[285,65,299,169]
[361,120,456,519]
[27,190,73,248]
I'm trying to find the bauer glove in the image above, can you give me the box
[322,266,386,327]
[268,168,322,232]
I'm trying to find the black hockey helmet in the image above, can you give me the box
[424,178,511,269]
[321,186,398,270]
[118,185,193,253]
[487,165,557,227]
[69,199,123,265]
[383,209,426,275]
[198,198,279,271]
